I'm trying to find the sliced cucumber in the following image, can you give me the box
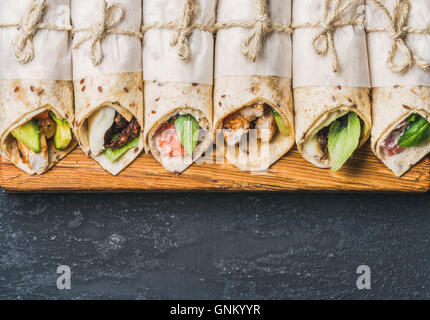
[272,110,290,136]
[50,112,72,150]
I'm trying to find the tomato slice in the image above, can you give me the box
[155,122,185,157]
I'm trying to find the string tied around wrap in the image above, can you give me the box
[311,0,363,73]
[169,0,199,62]
[13,0,46,64]
[368,0,430,74]
[0,0,72,65]
[240,0,272,63]
[73,1,143,66]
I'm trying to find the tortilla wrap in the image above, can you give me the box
[144,81,213,174]
[74,72,144,175]
[213,75,294,171]
[0,79,77,175]
[371,86,430,177]
[294,86,372,168]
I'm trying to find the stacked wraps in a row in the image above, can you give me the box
[0,0,429,178]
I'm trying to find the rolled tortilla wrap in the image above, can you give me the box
[144,81,213,173]
[142,0,215,173]
[0,80,77,175]
[367,0,430,177]
[74,73,144,176]
[294,86,372,168]
[0,0,76,175]
[371,86,430,177]
[72,0,144,175]
[293,0,371,170]
[214,0,294,171]
[214,75,294,171]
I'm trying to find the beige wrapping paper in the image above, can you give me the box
[213,0,295,172]
[293,0,372,169]
[0,0,77,175]
[367,0,430,176]
[72,0,144,176]
[143,0,215,173]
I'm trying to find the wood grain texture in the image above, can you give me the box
[1,142,429,193]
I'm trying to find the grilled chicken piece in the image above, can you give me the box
[223,113,250,146]
[239,103,265,121]
[255,111,277,142]
[16,133,49,174]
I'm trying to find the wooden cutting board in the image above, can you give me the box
[1,142,429,193]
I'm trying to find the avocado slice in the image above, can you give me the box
[272,110,290,136]
[12,120,41,153]
[50,112,72,150]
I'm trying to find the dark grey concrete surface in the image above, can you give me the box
[0,190,430,300]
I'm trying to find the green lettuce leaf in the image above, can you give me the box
[328,112,361,172]
[174,115,200,155]
[105,137,139,163]
[398,114,430,148]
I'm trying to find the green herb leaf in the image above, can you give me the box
[407,114,418,122]
[272,109,290,136]
[105,137,139,163]
[174,115,200,155]
[398,114,430,148]
[328,112,361,172]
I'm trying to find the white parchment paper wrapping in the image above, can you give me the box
[0,0,72,81]
[367,0,430,87]
[215,0,292,79]
[72,0,142,79]
[293,0,370,88]
[142,0,216,85]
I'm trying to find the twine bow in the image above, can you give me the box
[312,0,363,73]
[240,0,272,62]
[369,0,430,74]
[170,0,198,62]
[13,0,47,64]
[73,1,142,66]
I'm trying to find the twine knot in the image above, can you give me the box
[371,0,430,74]
[312,0,362,73]
[170,0,198,62]
[13,0,46,64]
[73,1,126,66]
[240,0,271,63]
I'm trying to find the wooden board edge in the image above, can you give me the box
[1,145,430,193]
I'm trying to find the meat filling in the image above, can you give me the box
[104,113,141,150]
[317,127,329,161]
[223,103,278,146]
[381,122,409,157]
